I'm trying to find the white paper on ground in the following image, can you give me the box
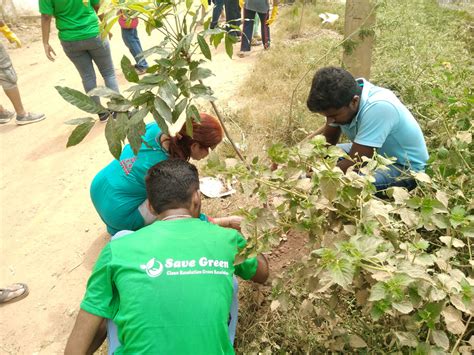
[199,177,236,198]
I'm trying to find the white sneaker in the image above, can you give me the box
[16,112,46,125]
[0,110,16,124]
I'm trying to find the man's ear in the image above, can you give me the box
[350,95,360,109]
[190,190,201,217]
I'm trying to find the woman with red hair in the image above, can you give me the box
[90,113,224,235]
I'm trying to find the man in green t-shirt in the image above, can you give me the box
[40,0,119,122]
[65,159,269,354]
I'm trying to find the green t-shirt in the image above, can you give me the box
[81,218,258,354]
[39,0,100,42]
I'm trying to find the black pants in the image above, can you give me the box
[224,0,241,36]
[241,8,270,51]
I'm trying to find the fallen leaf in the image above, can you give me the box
[349,334,367,348]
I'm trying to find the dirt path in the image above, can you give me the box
[0,20,259,354]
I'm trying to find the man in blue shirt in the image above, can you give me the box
[306,66,429,192]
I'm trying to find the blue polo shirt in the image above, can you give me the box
[336,79,429,171]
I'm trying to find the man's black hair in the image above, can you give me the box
[306,67,362,112]
[145,159,199,215]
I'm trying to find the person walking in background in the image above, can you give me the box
[238,0,278,57]
[223,0,242,37]
[0,19,46,125]
[118,10,148,75]
[40,0,119,122]
[210,0,225,29]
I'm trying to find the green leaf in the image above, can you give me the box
[417,302,443,329]
[102,16,119,40]
[66,121,95,147]
[105,118,122,160]
[189,84,211,95]
[186,104,200,124]
[185,115,193,137]
[129,107,149,126]
[431,330,449,351]
[139,45,169,59]
[158,86,175,110]
[88,87,122,99]
[64,117,95,125]
[268,143,289,164]
[185,0,193,10]
[131,91,155,106]
[327,258,354,289]
[107,99,132,112]
[197,35,212,60]
[154,97,172,122]
[127,120,145,155]
[224,33,234,58]
[190,67,213,81]
[163,80,179,97]
[56,86,106,114]
[371,299,390,320]
[121,56,139,83]
[115,112,129,142]
[139,74,165,85]
[151,108,169,135]
[392,300,414,314]
[172,98,188,122]
[394,331,418,348]
[211,32,224,48]
[369,282,386,301]
[450,206,466,227]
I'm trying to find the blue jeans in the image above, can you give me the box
[210,0,225,29]
[60,36,119,105]
[337,143,417,191]
[241,8,270,52]
[121,28,148,70]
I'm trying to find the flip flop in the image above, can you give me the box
[0,283,29,305]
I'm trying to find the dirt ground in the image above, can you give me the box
[0,17,308,354]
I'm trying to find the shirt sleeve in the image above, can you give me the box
[353,101,399,148]
[80,244,118,319]
[234,231,258,280]
[38,0,54,15]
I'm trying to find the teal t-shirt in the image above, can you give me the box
[81,218,258,354]
[39,0,100,42]
[90,123,168,234]
[335,79,429,171]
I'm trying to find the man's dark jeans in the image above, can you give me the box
[223,0,241,36]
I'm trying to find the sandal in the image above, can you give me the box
[0,283,29,305]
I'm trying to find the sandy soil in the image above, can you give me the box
[0,18,261,354]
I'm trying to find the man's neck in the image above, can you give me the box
[157,208,194,221]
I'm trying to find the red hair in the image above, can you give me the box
[167,113,224,160]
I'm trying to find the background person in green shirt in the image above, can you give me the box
[40,0,119,122]
[65,159,269,354]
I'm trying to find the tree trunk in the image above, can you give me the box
[342,0,376,79]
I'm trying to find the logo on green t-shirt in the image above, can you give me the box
[140,258,164,277]
[140,256,230,278]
